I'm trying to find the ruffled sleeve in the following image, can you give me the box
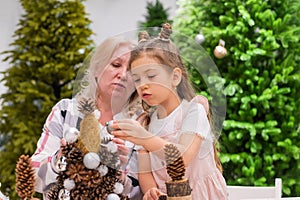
[181,101,211,139]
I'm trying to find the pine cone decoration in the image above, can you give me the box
[81,169,102,188]
[164,144,185,181]
[63,142,84,164]
[77,113,101,153]
[99,143,120,169]
[70,184,90,200]
[15,155,36,200]
[78,97,95,115]
[46,183,62,200]
[66,163,86,183]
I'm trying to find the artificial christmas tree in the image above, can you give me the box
[138,0,172,36]
[173,0,300,196]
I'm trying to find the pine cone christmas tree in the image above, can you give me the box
[46,98,128,199]
[164,144,192,199]
[15,155,36,200]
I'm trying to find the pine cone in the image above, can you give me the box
[80,169,102,188]
[77,113,101,153]
[101,167,121,194]
[66,163,86,183]
[46,183,62,200]
[70,184,89,200]
[64,142,84,164]
[78,97,95,115]
[15,155,36,200]
[99,143,120,169]
[164,144,185,181]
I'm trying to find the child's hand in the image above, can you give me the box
[110,119,153,145]
[143,187,165,200]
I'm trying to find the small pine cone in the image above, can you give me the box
[78,97,95,115]
[93,186,108,199]
[66,163,86,183]
[56,171,69,186]
[99,145,121,169]
[164,144,186,181]
[46,183,62,200]
[81,169,102,188]
[61,142,75,156]
[15,155,36,199]
[70,184,90,200]
[100,168,122,194]
[66,143,84,164]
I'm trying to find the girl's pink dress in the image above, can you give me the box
[148,99,228,200]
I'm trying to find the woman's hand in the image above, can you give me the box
[143,187,165,200]
[111,138,129,167]
[110,119,153,145]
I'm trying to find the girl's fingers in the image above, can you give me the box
[111,137,125,145]
[111,119,138,130]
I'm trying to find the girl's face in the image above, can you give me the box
[96,45,135,104]
[130,54,181,114]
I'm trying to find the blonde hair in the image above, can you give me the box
[76,36,136,106]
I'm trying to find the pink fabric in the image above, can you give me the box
[191,95,209,115]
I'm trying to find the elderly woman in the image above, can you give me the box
[31,36,142,199]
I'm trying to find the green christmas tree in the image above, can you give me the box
[0,0,94,198]
[138,0,172,35]
[173,0,300,196]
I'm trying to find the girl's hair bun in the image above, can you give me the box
[159,23,172,41]
[138,31,150,42]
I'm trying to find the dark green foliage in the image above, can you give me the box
[0,0,94,198]
[139,0,172,35]
[173,0,300,196]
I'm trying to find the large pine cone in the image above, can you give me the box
[164,144,185,181]
[15,155,36,199]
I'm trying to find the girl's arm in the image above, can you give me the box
[138,149,157,194]
[177,133,203,166]
[112,103,209,168]
[138,149,165,199]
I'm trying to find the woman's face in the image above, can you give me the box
[96,45,135,105]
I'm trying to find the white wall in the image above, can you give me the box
[0,0,177,95]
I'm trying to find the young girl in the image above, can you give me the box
[111,23,228,200]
